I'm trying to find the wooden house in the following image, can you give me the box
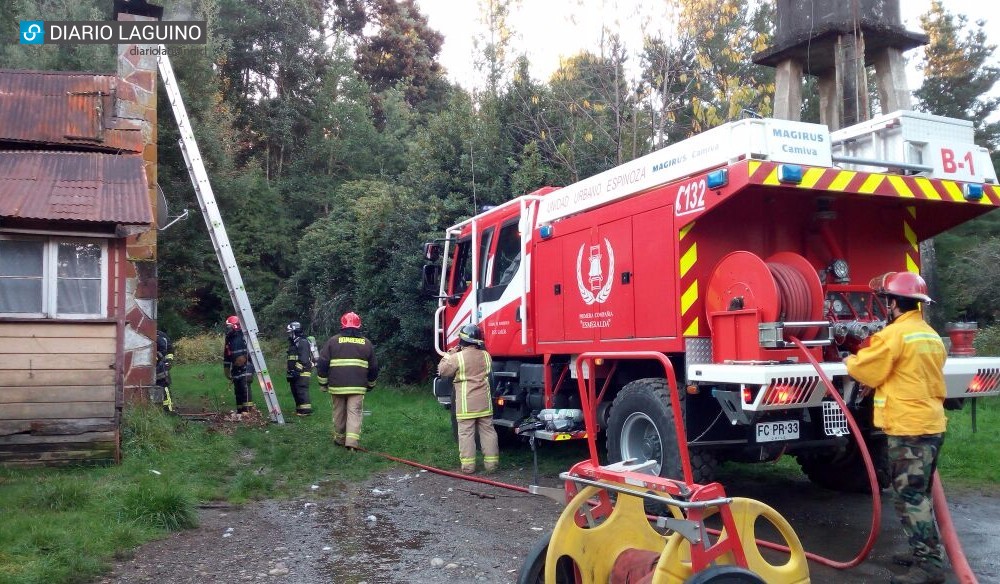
[0,20,161,465]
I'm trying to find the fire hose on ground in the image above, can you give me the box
[353,341,979,582]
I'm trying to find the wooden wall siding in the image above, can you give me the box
[0,322,119,466]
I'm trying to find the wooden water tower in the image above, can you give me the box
[753,0,927,129]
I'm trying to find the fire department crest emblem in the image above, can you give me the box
[576,239,614,305]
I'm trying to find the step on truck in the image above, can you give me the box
[421,110,1000,491]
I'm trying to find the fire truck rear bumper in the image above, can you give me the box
[687,357,1000,413]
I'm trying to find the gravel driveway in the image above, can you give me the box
[97,458,1000,584]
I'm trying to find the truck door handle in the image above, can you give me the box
[554,284,561,295]
[621,271,632,284]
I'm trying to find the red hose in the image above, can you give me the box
[355,446,530,493]
[702,337,882,569]
[769,262,813,340]
[785,337,883,569]
[932,471,979,584]
[360,348,978,581]
[793,338,978,580]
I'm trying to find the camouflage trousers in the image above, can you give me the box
[887,434,945,567]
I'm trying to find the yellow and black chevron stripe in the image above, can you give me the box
[678,221,700,337]
[748,161,1000,206]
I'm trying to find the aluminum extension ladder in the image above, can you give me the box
[156,49,285,423]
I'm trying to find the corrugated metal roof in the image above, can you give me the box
[0,151,152,224]
[0,69,144,153]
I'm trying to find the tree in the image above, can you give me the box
[915,1,1000,159]
[336,0,450,114]
[914,0,1000,325]
[939,238,1000,324]
[676,0,774,132]
[150,0,317,335]
[272,180,440,380]
[517,46,640,184]
[638,34,697,148]
[215,0,332,180]
[278,42,391,224]
[0,0,113,71]
[473,0,516,96]
[503,57,565,188]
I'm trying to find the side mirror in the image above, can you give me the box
[421,264,441,295]
[423,242,442,262]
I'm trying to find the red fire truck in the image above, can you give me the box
[422,110,1000,490]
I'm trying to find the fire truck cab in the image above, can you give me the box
[422,110,1000,490]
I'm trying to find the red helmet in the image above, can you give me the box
[225,315,241,330]
[341,312,362,329]
[869,272,933,303]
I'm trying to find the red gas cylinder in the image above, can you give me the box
[946,322,978,356]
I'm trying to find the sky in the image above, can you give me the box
[415,0,994,91]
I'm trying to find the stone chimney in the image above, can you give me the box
[115,0,163,403]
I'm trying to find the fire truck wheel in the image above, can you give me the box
[796,433,889,493]
[606,378,717,482]
[516,531,577,584]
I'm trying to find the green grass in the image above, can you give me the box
[939,398,1000,487]
[1,362,998,583]
[0,363,576,584]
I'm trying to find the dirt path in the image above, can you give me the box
[98,461,1000,584]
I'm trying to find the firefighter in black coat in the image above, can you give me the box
[223,315,255,413]
[316,312,378,448]
[155,330,174,412]
[285,321,314,416]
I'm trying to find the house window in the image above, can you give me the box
[0,235,108,319]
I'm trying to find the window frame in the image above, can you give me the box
[488,219,522,289]
[0,234,109,320]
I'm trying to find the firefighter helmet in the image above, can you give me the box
[340,312,362,329]
[869,272,933,303]
[458,324,484,348]
[286,321,303,339]
[225,315,241,330]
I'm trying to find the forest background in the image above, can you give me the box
[2,0,999,381]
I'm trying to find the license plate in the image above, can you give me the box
[755,420,800,443]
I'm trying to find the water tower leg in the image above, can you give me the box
[873,47,913,112]
[773,59,803,121]
[818,69,842,131]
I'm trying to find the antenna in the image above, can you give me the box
[470,91,478,213]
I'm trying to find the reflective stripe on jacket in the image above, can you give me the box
[316,330,378,394]
[287,336,314,377]
[438,347,492,419]
[845,310,947,436]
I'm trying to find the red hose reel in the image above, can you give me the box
[705,251,825,359]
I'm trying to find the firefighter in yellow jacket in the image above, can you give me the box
[438,324,499,474]
[844,272,947,584]
[316,312,378,449]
